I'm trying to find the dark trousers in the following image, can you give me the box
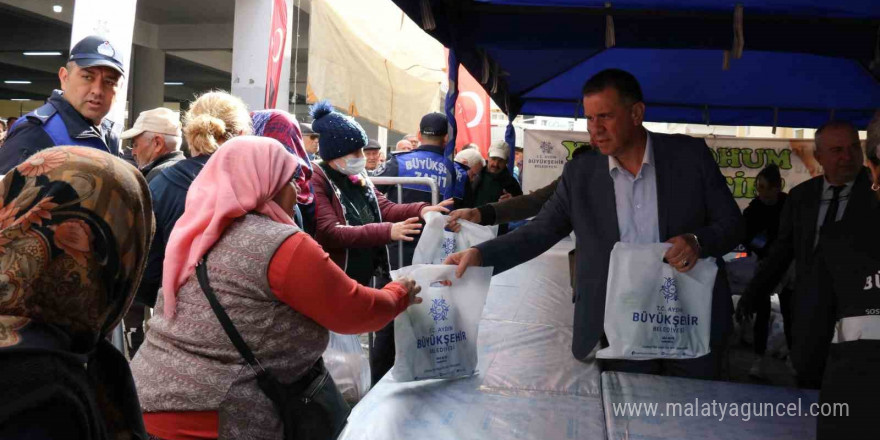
[370,322,395,386]
[753,287,794,355]
[816,347,879,439]
[599,345,726,380]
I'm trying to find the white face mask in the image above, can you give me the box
[334,156,366,176]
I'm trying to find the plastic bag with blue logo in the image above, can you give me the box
[412,211,497,265]
[597,242,717,360]
[390,264,494,381]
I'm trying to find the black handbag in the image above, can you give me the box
[196,257,351,440]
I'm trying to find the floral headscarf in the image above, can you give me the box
[0,147,153,348]
[251,109,314,204]
[0,147,153,438]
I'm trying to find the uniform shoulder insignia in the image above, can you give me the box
[26,103,58,125]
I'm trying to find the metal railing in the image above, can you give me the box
[368,176,440,268]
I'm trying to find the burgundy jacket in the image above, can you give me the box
[311,165,428,271]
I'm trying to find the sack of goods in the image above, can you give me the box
[412,211,497,265]
[597,242,718,360]
[323,331,371,404]
[391,264,493,381]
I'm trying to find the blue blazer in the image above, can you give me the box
[476,131,745,359]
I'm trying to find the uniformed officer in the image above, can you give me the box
[0,36,124,174]
[378,112,472,206]
[377,112,473,267]
[794,113,880,439]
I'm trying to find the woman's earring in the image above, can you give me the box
[872,182,880,192]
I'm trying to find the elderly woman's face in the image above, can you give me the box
[273,175,300,217]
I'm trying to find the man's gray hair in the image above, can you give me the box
[144,131,182,152]
[455,148,485,168]
[814,120,859,150]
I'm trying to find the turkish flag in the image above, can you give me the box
[264,0,288,109]
[451,58,491,156]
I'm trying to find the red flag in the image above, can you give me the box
[264,0,288,109]
[452,60,491,157]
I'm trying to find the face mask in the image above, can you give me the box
[334,156,366,176]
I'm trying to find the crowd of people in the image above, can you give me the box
[0,35,876,440]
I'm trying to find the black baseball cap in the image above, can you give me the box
[420,112,448,136]
[69,36,125,76]
[365,139,381,150]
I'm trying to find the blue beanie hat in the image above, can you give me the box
[310,100,368,161]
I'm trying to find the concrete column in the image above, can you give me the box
[130,45,166,122]
[70,0,138,133]
[231,0,294,111]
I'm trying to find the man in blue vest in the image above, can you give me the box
[0,36,124,174]
[377,112,473,267]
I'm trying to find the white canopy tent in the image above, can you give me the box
[307,0,446,133]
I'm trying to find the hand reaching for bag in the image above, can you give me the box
[391,217,422,241]
[420,198,454,219]
[395,277,423,306]
[446,208,481,233]
[443,247,483,278]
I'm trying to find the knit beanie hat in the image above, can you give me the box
[310,100,368,161]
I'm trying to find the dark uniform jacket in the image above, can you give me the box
[0,90,118,174]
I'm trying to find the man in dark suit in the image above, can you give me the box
[446,69,744,379]
[737,120,870,388]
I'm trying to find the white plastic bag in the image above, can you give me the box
[412,211,497,265]
[323,332,371,404]
[391,264,493,381]
[597,242,717,360]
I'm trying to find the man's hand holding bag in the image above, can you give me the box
[597,242,718,360]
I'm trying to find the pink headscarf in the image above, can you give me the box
[162,135,299,317]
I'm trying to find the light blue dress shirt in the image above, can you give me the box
[609,135,660,244]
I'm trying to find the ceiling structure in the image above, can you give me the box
[0,0,311,105]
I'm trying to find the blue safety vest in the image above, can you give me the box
[396,149,467,200]
[10,102,113,153]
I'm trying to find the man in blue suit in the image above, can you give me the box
[446,69,744,379]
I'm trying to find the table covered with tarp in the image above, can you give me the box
[339,240,819,439]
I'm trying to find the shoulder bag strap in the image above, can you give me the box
[196,256,267,375]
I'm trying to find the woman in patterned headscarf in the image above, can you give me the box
[0,147,154,439]
[251,109,314,230]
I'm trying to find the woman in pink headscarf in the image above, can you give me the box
[129,136,421,440]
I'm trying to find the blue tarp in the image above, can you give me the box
[474,1,879,19]
[394,0,880,128]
